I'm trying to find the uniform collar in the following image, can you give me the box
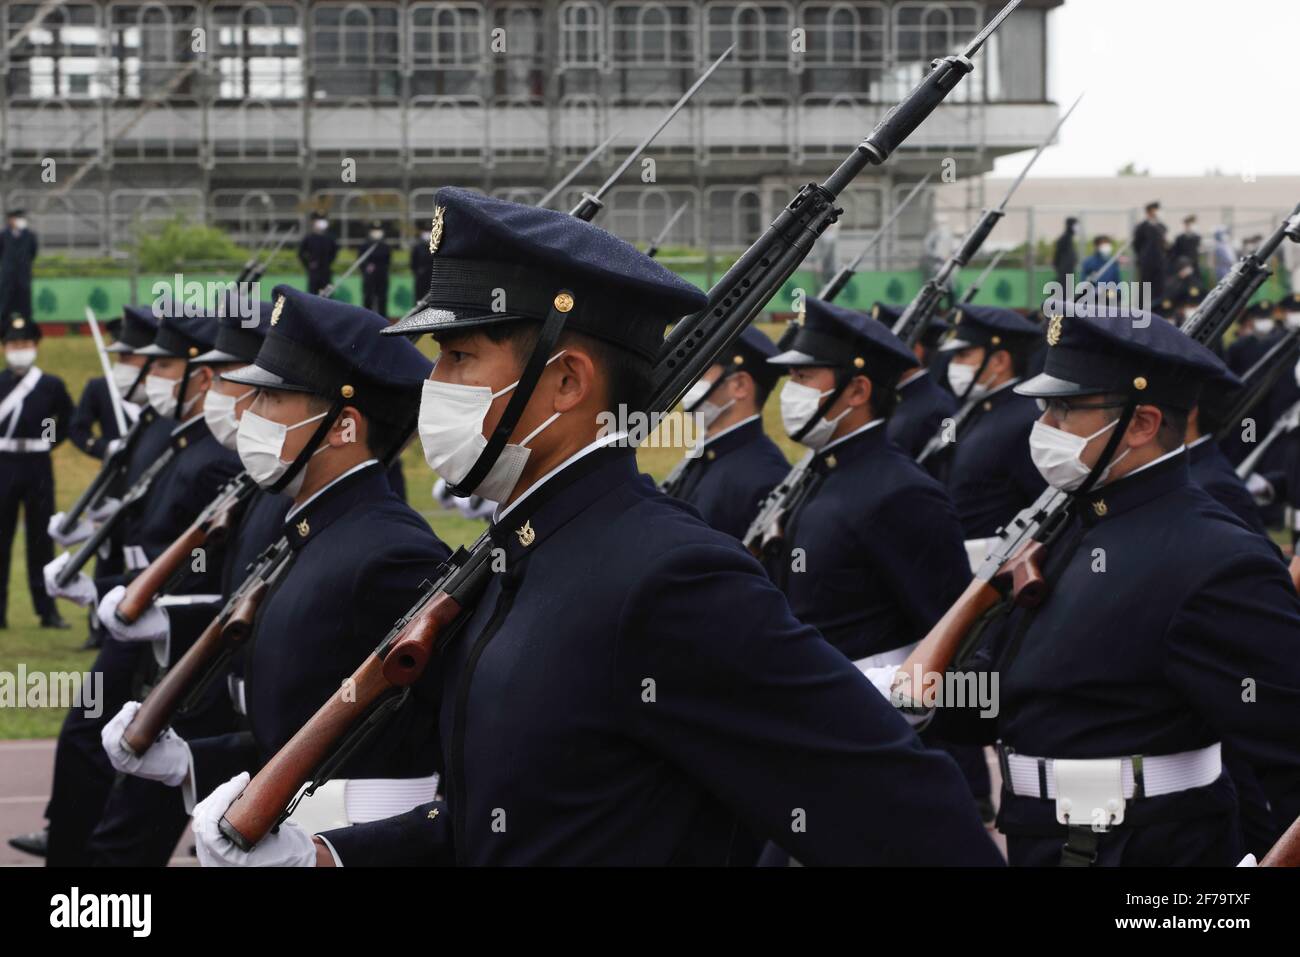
[1186,434,1215,463]
[495,431,627,524]
[489,445,637,564]
[696,415,764,460]
[974,377,1022,410]
[897,369,932,394]
[168,414,209,451]
[814,418,886,470]
[282,459,385,550]
[1077,447,1189,526]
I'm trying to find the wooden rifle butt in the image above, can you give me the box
[220,581,269,643]
[1289,555,1300,594]
[116,522,209,625]
[121,613,227,756]
[894,577,1003,702]
[381,592,463,686]
[218,654,394,851]
[1261,812,1300,866]
[1006,540,1049,608]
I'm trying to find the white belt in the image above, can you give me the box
[853,640,918,674]
[1002,743,1222,800]
[0,437,51,453]
[285,773,440,834]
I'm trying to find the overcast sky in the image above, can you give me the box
[992,0,1300,178]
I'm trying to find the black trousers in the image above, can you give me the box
[0,280,33,328]
[363,279,389,318]
[307,270,331,295]
[45,637,143,866]
[0,453,55,621]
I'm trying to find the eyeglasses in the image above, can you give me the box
[1035,398,1127,419]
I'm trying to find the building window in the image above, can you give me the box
[212,3,303,100]
[890,1,982,103]
[797,2,887,99]
[489,3,546,102]
[311,2,402,99]
[704,2,794,98]
[6,3,103,100]
[106,4,202,100]
[409,2,484,98]
[559,1,604,69]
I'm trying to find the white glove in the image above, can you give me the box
[101,701,191,787]
[1245,473,1274,506]
[1237,853,1257,867]
[105,437,126,458]
[858,663,933,730]
[87,496,122,523]
[97,585,170,645]
[43,553,98,607]
[192,773,317,868]
[48,512,94,547]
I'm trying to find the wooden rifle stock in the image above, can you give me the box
[115,487,244,625]
[221,580,269,643]
[121,613,228,756]
[1261,813,1300,866]
[217,590,463,850]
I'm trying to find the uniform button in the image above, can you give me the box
[982,401,992,412]
[705,449,716,461]
[825,455,837,469]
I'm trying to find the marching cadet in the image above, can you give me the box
[0,318,73,630]
[189,188,1000,867]
[40,309,242,866]
[0,209,38,331]
[935,305,1046,538]
[101,287,450,838]
[660,326,789,540]
[1226,299,1281,376]
[297,212,339,296]
[871,302,957,458]
[410,219,434,302]
[80,299,283,866]
[68,319,133,461]
[361,220,392,318]
[914,306,1300,866]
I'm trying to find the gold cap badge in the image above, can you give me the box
[296,519,310,538]
[188,345,199,357]
[553,292,574,313]
[429,206,445,254]
[1046,315,1064,346]
[271,295,285,326]
[516,520,535,547]
[341,384,354,399]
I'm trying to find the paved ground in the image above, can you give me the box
[0,739,194,867]
[1,738,1004,866]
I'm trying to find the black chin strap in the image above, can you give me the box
[174,360,196,421]
[1072,399,1137,498]
[446,295,572,497]
[791,368,851,444]
[683,361,740,414]
[127,358,152,403]
[955,350,993,403]
[268,396,346,494]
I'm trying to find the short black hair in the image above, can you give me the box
[1099,393,1187,454]
[305,393,406,460]
[480,319,653,414]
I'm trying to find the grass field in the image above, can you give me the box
[1,324,799,738]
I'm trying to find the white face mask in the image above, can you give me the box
[5,347,36,370]
[779,380,848,451]
[1254,319,1276,336]
[1097,243,1113,257]
[368,230,383,241]
[14,218,27,231]
[947,361,988,401]
[203,386,254,452]
[236,407,330,495]
[111,361,140,399]
[145,373,180,417]
[682,377,733,434]
[417,351,567,503]
[1286,313,1300,331]
[1029,417,1130,492]
[314,219,329,232]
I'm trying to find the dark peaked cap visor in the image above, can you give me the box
[383,187,708,360]
[105,305,160,354]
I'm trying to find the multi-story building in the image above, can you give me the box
[1,0,1062,266]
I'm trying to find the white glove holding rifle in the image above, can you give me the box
[48,512,94,547]
[192,773,318,868]
[87,495,123,523]
[96,584,170,645]
[43,553,98,607]
[101,701,191,787]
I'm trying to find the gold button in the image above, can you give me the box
[854,357,865,368]
[188,346,198,357]
[706,449,716,461]
[1133,376,1147,391]
[553,292,575,313]
[177,436,187,449]
[1092,500,1108,518]
[991,335,1001,345]
[983,401,992,412]
[733,355,744,365]
[825,455,837,469]
[341,384,355,399]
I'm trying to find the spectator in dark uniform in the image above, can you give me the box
[1169,214,1203,285]
[0,209,38,332]
[410,219,435,307]
[0,319,73,629]
[1052,216,1080,290]
[1132,201,1168,301]
[361,220,392,318]
[297,212,339,295]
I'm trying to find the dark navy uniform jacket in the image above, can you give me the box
[768,422,971,661]
[1187,436,1269,538]
[68,376,127,459]
[932,453,1300,865]
[665,417,789,540]
[945,380,1046,538]
[322,446,1000,866]
[187,462,450,800]
[0,366,73,451]
[298,233,339,287]
[887,370,958,459]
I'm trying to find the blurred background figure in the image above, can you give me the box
[410,219,435,310]
[1213,226,1237,281]
[297,211,338,295]
[0,209,38,334]
[1052,216,1079,289]
[1080,234,1122,286]
[1133,201,1168,299]
[361,220,392,319]
[1169,214,1204,284]
[922,214,952,277]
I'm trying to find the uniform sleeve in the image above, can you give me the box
[1163,551,1300,825]
[318,800,455,866]
[297,237,310,267]
[188,730,260,805]
[68,383,105,458]
[52,379,75,449]
[614,541,1003,866]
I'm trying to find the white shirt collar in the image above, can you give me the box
[495,431,628,524]
[822,417,884,453]
[286,459,379,521]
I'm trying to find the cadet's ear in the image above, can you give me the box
[843,373,873,409]
[329,404,364,447]
[730,370,756,403]
[190,364,214,393]
[551,348,597,413]
[1126,404,1164,449]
